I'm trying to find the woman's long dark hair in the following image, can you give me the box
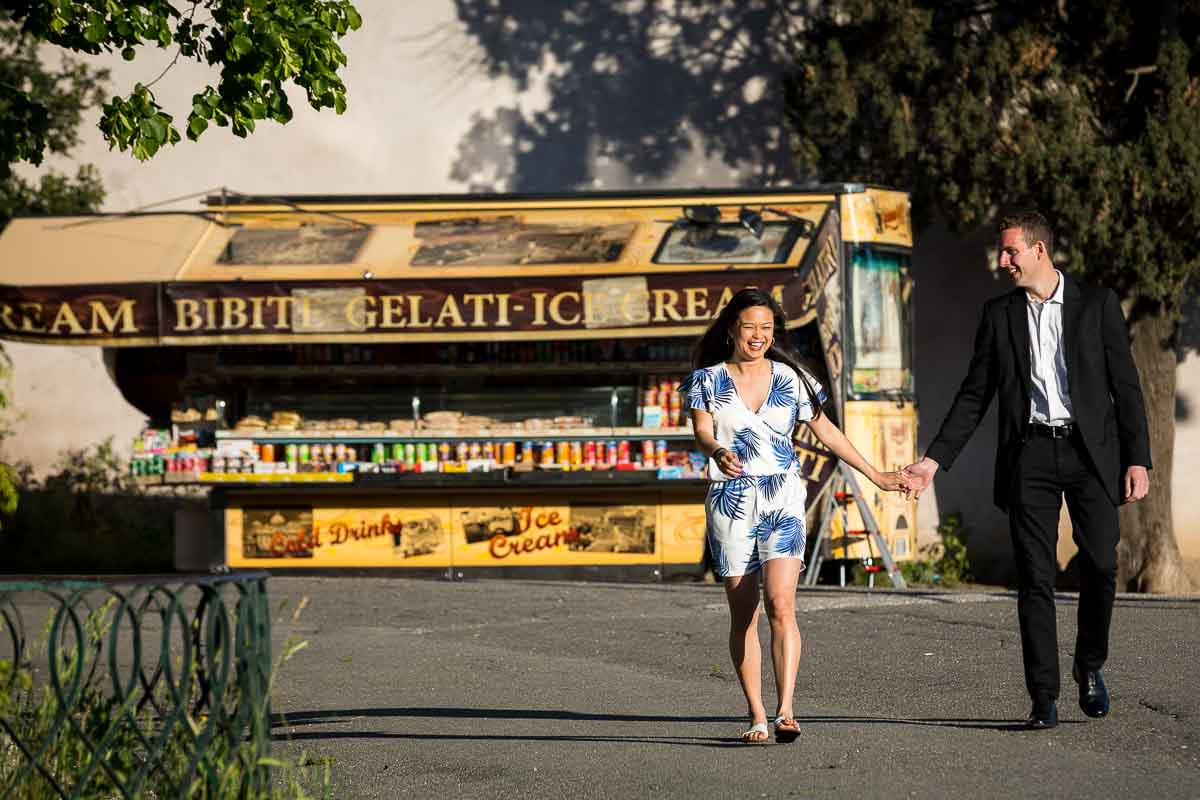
[691,287,824,418]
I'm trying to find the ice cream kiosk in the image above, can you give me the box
[0,186,917,579]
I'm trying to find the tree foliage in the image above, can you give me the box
[2,0,362,165]
[783,0,1199,592]
[784,0,1200,308]
[0,13,108,226]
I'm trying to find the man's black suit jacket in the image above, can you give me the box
[925,274,1152,511]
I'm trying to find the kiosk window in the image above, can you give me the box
[219,226,369,265]
[653,222,799,264]
[411,217,633,266]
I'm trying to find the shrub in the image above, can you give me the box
[897,513,973,588]
[0,440,197,573]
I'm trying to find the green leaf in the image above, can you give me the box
[282,640,309,660]
[84,18,108,44]
[132,136,157,161]
[139,115,166,145]
[232,33,253,57]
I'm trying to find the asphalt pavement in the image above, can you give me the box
[265,576,1199,799]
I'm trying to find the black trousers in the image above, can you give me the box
[1008,433,1119,702]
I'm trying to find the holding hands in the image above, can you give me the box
[901,457,939,500]
[873,469,916,495]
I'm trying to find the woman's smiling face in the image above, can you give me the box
[729,304,774,362]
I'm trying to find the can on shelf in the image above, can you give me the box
[618,439,630,465]
[260,443,274,463]
[656,439,668,466]
[456,442,469,463]
[642,439,655,467]
[541,441,555,466]
[404,442,416,465]
[392,442,405,462]
[606,440,618,466]
[285,443,298,464]
[298,443,310,463]
[438,442,452,463]
[502,441,516,466]
[468,441,481,460]
[482,441,495,461]
[556,440,571,467]
[372,442,386,464]
[520,441,534,464]
[583,440,596,467]
[570,440,583,467]
[334,442,347,462]
[322,443,334,463]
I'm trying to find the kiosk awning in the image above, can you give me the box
[0,196,842,346]
[0,214,211,286]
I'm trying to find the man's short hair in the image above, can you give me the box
[998,211,1054,255]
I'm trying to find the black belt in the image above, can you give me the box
[1027,422,1075,439]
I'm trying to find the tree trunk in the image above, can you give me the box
[1116,302,1194,594]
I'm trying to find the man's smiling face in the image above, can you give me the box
[997,227,1048,290]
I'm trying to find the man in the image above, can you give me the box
[904,211,1151,729]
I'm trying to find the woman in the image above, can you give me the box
[681,288,910,744]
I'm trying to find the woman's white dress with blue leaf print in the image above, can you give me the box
[680,360,827,578]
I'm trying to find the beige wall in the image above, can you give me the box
[1165,353,1200,580]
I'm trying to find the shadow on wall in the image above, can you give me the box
[1176,287,1200,366]
[912,224,1014,585]
[447,1,807,192]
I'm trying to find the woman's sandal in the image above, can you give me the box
[740,722,770,744]
[773,715,801,744]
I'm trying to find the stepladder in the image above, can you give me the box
[805,461,906,589]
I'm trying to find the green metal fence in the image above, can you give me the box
[0,572,272,799]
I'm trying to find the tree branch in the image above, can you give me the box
[1124,65,1157,103]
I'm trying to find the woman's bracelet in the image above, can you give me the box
[711,447,729,460]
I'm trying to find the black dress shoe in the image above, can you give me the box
[1073,665,1110,718]
[1026,699,1058,730]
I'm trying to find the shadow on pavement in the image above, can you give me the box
[272,707,740,726]
[272,707,1072,736]
[799,715,1083,732]
[273,731,745,748]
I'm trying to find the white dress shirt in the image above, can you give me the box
[1027,269,1074,425]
